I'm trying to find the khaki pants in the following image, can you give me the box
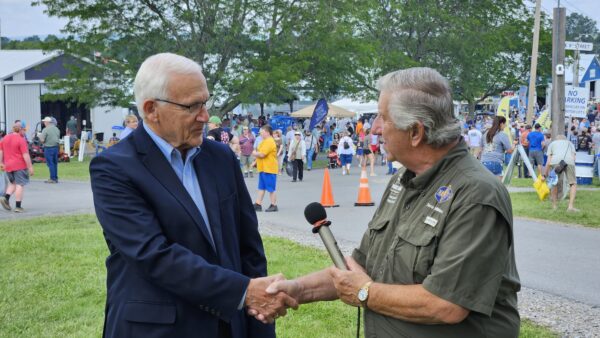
[240,155,254,172]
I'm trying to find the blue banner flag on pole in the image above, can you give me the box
[309,98,329,131]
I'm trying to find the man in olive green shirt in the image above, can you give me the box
[40,116,60,183]
[259,68,520,337]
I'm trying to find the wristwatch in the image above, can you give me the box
[357,281,373,308]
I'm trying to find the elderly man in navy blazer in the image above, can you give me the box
[90,53,295,338]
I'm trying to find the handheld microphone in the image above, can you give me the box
[304,202,348,270]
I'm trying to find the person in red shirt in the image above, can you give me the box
[0,123,34,212]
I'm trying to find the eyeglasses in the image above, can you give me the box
[155,95,214,114]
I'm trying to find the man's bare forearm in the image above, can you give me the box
[295,268,338,304]
[367,283,468,324]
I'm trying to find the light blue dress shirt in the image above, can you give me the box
[143,123,214,247]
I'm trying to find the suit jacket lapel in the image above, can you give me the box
[134,126,217,254]
[194,148,224,260]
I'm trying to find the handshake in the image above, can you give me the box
[244,257,372,324]
[244,273,302,324]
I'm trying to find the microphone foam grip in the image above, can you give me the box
[304,202,327,224]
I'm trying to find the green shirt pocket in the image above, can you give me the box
[391,223,438,284]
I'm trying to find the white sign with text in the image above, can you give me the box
[564,86,589,118]
[565,41,594,51]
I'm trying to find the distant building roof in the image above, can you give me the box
[564,53,598,85]
[0,50,61,80]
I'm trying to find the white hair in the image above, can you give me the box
[377,67,461,147]
[134,53,203,118]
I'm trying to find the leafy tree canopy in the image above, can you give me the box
[566,12,600,54]
[32,0,549,114]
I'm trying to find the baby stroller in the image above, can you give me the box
[327,145,340,169]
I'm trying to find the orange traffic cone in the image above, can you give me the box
[355,169,375,206]
[321,168,339,208]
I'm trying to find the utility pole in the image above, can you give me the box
[573,45,579,87]
[551,7,566,140]
[526,0,542,125]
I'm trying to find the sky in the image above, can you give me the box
[0,0,599,39]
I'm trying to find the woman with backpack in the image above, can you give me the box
[338,131,355,175]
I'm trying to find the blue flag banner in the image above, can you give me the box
[309,98,329,130]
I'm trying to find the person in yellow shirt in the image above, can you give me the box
[252,125,278,212]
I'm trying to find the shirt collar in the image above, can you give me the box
[401,140,467,190]
[143,122,201,161]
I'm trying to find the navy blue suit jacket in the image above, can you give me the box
[90,125,274,338]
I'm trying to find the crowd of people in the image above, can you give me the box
[462,106,600,212]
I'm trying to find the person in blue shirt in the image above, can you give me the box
[527,123,546,177]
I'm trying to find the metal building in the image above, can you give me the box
[0,49,125,141]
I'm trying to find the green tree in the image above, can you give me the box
[1,37,10,48]
[0,35,45,49]
[364,0,551,113]
[565,13,599,54]
[34,0,372,115]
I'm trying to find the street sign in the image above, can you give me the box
[565,41,594,51]
[564,86,589,118]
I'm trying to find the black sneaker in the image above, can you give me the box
[265,205,278,212]
[253,203,262,211]
[0,197,11,211]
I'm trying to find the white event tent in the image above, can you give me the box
[331,98,378,115]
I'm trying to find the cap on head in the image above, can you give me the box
[208,116,221,125]
[535,123,541,129]
[294,131,301,135]
[42,116,52,122]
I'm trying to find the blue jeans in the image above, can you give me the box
[44,146,59,181]
[306,149,315,169]
[323,136,332,152]
[482,161,503,176]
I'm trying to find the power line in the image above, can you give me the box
[561,0,586,16]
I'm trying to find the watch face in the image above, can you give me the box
[358,288,368,301]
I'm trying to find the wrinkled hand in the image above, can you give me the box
[245,273,298,324]
[329,257,371,307]
[247,278,303,321]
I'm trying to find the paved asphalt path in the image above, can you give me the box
[2,163,599,307]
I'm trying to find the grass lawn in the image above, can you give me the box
[0,215,557,337]
[32,157,91,181]
[510,190,600,228]
[506,167,600,188]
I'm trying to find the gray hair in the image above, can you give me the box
[134,53,203,118]
[377,67,461,147]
